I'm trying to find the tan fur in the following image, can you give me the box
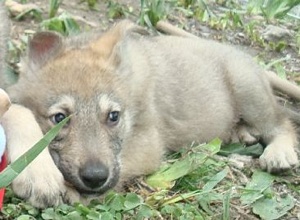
[156,20,300,102]
[2,105,67,208]
[5,20,299,208]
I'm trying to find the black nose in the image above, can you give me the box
[79,161,109,189]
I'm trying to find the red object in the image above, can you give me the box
[0,154,7,209]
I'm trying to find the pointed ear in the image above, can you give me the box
[28,31,63,66]
[88,20,149,60]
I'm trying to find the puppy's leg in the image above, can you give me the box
[231,67,298,172]
[241,99,298,173]
[236,124,258,145]
[259,119,298,173]
[118,125,165,187]
[2,104,66,208]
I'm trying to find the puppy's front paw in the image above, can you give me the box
[3,105,69,207]
[259,143,299,173]
[12,156,66,208]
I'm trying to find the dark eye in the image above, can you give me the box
[51,113,66,124]
[107,111,119,126]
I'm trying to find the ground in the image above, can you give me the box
[1,0,300,219]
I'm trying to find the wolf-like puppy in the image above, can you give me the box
[7,20,299,207]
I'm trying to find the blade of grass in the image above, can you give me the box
[49,0,61,18]
[263,0,300,19]
[0,116,69,188]
[202,167,228,191]
[223,188,232,220]
[162,190,202,205]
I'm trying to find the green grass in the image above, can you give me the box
[41,12,80,35]
[1,0,300,219]
[48,0,61,18]
[0,117,69,188]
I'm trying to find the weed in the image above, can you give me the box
[106,1,129,19]
[15,7,42,21]
[248,0,300,20]
[82,0,98,9]
[49,0,61,18]
[178,0,198,8]
[217,10,244,29]
[139,0,176,27]
[41,12,80,35]
[243,21,266,46]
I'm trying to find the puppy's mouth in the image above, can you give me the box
[64,174,119,196]
[64,181,106,196]
[64,181,97,195]
[50,149,121,196]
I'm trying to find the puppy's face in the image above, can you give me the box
[44,92,126,195]
[8,28,134,195]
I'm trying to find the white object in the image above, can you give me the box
[0,125,6,162]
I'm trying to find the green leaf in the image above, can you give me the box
[136,204,155,219]
[41,12,80,35]
[252,194,294,220]
[62,14,81,35]
[146,139,221,189]
[219,143,263,157]
[195,168,228,214]
[0,117,69,188]
[124,193,142,210]
[75,203,90,215]
[16,215,32,220]
[86,210,101,219]
[241,171,295,219]
[202,168,228,191]
[241,170,275,205]
[109,194,125,211]
[99,212,115,220]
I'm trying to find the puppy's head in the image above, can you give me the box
[8,20,146,195]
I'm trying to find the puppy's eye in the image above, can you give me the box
[51,113,66,124]
[107,111,119,126]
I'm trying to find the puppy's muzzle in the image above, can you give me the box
[79,161,109,189]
